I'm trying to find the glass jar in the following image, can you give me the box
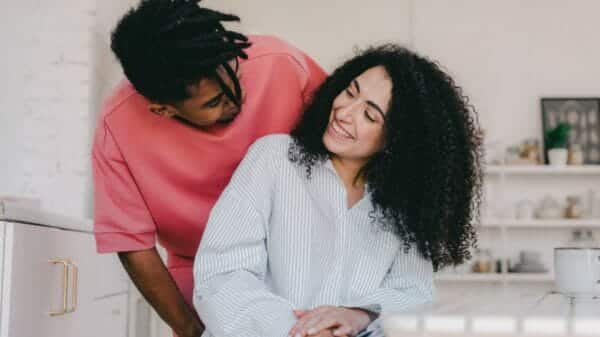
[565,196,584,219]
[472,248,493,273]
[568,144,584,165]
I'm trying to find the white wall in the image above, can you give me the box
[412,0,600,144]
[205,0,413,72]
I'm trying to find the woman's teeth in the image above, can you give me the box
[331,120,353,139]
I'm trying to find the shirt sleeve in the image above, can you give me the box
[345,245,435,315]
[299,53,327,105]
[284,48,327,106]
[92,121,156,253]
[193,136,297,337]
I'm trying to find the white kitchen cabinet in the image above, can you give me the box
[0,204,129,337]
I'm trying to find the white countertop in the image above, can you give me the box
[383,289,600,336]
[0,201,92,233]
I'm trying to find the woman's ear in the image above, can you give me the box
[148,103,177,118]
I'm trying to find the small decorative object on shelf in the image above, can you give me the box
[541,98,600,164]
[472,248,494,273]
[564,195,584,219]
[509,250,547,274]
[568,143,585,165]
[515,199,535,219]
[503,139,542,165]
[535,195,563,219]
[482,130,505,165]
[545,122,571,166]
[521,138,542,164]
[504,145,522,165]
[566,229,598,248]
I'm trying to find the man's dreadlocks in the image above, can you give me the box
[111,0,250,105]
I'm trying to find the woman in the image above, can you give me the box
[193,45,482,337]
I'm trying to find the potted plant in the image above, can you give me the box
[545,122,571,166]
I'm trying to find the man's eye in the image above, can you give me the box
[206,98,221,108]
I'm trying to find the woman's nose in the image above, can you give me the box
[337,100,362,121]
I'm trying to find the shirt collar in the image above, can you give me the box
[322,158,373,199]
[323,158,337,173]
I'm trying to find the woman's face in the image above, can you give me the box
[323,65,392,164]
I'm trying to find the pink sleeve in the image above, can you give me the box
[92,121,156,253]
[283,46,327,105]
[299,53,327,105]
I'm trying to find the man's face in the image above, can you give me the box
[176,71,242,127]
[150,61,243,129]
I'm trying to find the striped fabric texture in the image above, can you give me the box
[193,134,435,337]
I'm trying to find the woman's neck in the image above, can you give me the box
[330,156,366,190]
[331,156,366,209]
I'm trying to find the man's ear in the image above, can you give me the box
[148,103,178,117]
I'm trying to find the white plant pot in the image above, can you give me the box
[548,148,568,166]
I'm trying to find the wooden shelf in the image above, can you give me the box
[481,218,600,228]
[486,165,600,175]
[435,273,554,282]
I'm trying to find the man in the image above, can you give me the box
[92,1,326,336]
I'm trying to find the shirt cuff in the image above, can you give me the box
[94,230,156,253]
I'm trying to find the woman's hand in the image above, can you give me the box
[288,306,372,337]
[309,328,346,337]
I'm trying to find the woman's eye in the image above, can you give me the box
[364,110,375,122]
[345,89,354,98]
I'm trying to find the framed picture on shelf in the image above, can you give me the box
[541,97,600,164]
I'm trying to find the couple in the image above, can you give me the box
[92,1,482,337]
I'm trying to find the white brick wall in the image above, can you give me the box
[0,0,135,218]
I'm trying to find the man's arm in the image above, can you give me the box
[119,248,204,337]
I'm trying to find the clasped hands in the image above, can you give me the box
[288,306,373,337]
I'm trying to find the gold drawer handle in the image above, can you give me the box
[66,260,78,313]
[48,259,78,316]
[48,259,69,316]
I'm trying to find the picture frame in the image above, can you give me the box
[541,98,600,164]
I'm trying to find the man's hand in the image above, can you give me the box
[288,306,372,337]
[118,249,204,337]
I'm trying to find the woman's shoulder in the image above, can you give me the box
[242,134,294,170]
[249,134,294,157]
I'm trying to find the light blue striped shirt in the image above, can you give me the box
[193,134,434,337]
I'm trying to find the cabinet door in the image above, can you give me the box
[0,222,128,337]
[94,294,129,337]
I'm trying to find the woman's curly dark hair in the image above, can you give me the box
[289,44,483,270]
